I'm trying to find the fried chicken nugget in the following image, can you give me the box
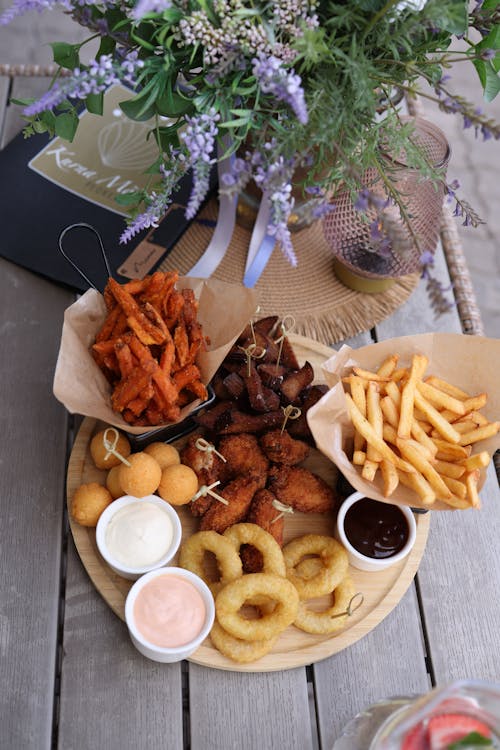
[218,433,269,488]
[267,465,337,514]
[180,433,228,516]
[259,429,310,466]
[241,489,285,573]
[200,475,260,534]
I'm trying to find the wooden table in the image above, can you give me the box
[2,71,500,750]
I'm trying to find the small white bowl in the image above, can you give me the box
[336,491,417,572]
[95,494,182,580]
[125,567,215,663]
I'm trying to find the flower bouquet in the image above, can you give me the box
[2,0,499,288]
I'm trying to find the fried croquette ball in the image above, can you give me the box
[157,464,199,506]
[71,483,112,527]
[106,465,124,500]
[119,452,162,498]
[144,442,180,470]
[90,429,131,470]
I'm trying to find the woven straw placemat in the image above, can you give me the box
[159,199,419,345]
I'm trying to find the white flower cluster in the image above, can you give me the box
[178,6,271,66]
[272,0,319,35]
[177,0,316,68]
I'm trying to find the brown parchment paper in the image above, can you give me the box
[53,277,259,434]
[307,333,500,511]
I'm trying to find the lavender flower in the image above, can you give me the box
[120,191,168,244]
[0,0,65,25]
[354,189,370,211]
[219,157,252,197]
[480,48,496,60]
[180,108,220,219]
[252,150,297,265]
[23,52,144,117]
[120,152,188,243]
[130,0,172,21]
[252,54,308,125]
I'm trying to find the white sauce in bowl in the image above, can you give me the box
[105,501,173,568]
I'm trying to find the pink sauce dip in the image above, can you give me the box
[133,574,206,648]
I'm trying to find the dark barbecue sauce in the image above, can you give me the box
[344,498,409,559]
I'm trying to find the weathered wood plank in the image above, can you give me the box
[58,541,185,749]
[189,664,313,750]
[333,330,374,350]
[374,242,500,684]
[0,257,73,749]
[315,585,430,746]
[376,240,463,338]
[417,464,500,681]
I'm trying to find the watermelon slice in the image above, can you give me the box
[401,721,427,749]
[427,714,491,749]
[399,714,493,749]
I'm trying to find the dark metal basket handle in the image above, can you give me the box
[58,223,112,292]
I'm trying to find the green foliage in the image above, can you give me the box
[8,0,500,251]
[447,731,494,748]
[50,42,80,70]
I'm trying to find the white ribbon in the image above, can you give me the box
[187,145,277,286]
[188,136,238,278]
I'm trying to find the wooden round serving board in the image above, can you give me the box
[66,334,430,672]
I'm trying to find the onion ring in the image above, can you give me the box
[210,619,278,663]
[223,523,286,577]
[215,573,299,641]
[294,575,356,635]
[283,534,348,599]
[178,530,242,594]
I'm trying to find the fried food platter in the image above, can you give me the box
[66,334,430,672]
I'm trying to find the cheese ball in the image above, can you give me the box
[144,442,180,470]
[119,452,162,498]
[71,483,113,527]
[90,429,131,470]
[106,465,124,500]
[157,464,199,506]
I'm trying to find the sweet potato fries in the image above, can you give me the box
[92,271,209,426]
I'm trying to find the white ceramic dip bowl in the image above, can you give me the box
[125,567,215,663]
[336,491,417,572]
[96,494,182,580]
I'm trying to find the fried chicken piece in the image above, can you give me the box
[267,465,337,514]
[218,433,269,488]
[287,384,329,441]
[241,489,285,573]
[259,429,310,466]
[180,433,227,516]
[200,475,260,534]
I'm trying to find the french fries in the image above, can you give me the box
[343,352,499,509]
[92,271,209,426]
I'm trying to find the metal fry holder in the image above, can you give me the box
[57,222,216,448]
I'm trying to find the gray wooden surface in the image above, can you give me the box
[1,75,499,750]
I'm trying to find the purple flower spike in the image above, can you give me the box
[252,54,308,125]
[480,49,496,61]
[23,52,144,116]
[354,189,370,211]
[181,108,220,219]
[130,0,172,21]
[0,0,64,25]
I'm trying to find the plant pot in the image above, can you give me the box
[331,256,397,293]
[323,116,451,291]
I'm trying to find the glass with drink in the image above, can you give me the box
[333,680,500,749]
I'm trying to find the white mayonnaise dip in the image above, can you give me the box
[105,501,174,568]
